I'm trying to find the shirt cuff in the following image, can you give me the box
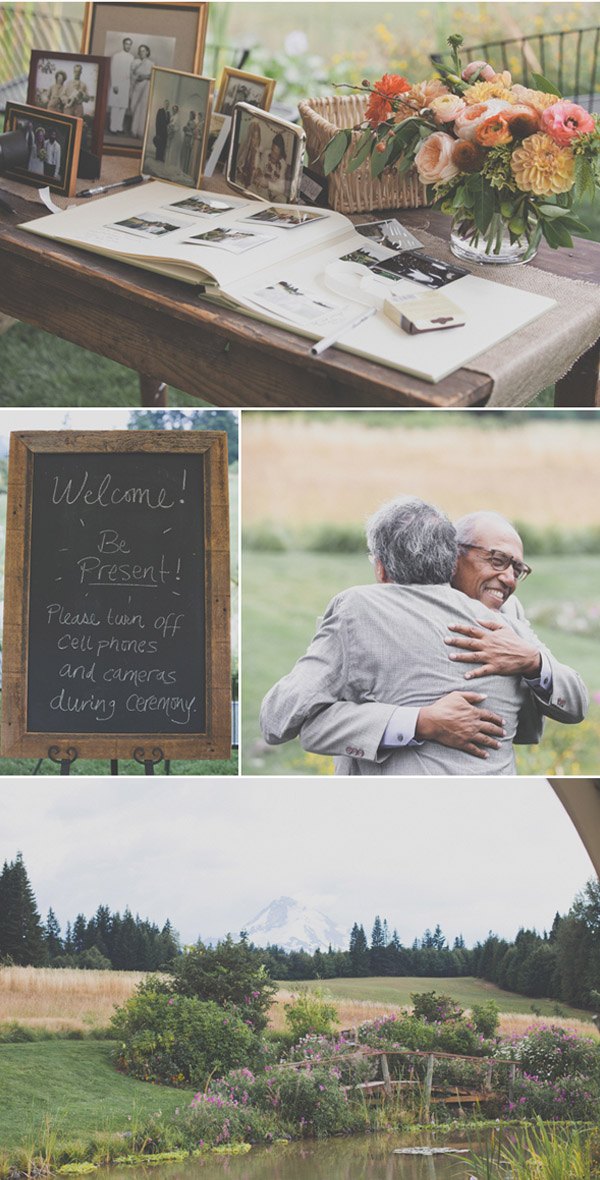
[381,706,422,748]
[523,651,552,698]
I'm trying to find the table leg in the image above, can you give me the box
[554,340,600,407]
[139,375,168,407]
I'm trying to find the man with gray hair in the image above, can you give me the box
[293,506,587,769]
[259,497,587,775]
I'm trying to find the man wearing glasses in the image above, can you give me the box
[260,499,587,774]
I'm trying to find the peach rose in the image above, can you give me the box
[474,113,513,147]
[414,131,460,183]
[430,93,466,124]
[454,98,514,140]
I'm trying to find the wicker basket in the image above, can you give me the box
[298,93,429,214]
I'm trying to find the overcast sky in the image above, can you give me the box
[0,777,593,947]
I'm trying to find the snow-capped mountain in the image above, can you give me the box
[244,896,347,952]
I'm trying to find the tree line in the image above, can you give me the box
[1,852,598,1009]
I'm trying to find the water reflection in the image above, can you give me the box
[109,1131,481,1180]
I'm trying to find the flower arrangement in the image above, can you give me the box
[323,34,600,262]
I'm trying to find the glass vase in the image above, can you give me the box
[450,214,535,265]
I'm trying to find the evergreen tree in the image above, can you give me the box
[370,915,387,974]
[44,907,63,960]
[0,853,46,965]
[349,923,369,975]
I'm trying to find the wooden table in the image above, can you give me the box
[0,170,598,408]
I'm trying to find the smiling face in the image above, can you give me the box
[452,522,525,610]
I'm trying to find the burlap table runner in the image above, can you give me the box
[410,227,600,406]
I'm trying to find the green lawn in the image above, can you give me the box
[284,976,594,1023]
[0,324,206,409]
[0,1040,194,1152]
[242,551,600,776]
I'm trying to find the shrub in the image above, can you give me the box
[284,989,338,1040]
[255,1064,357,1136]
[411,991,463,1024]
[303,524,365,554]
[111,989,257,1086]
[170,938,277,1033]
[516,1025,600,1084]
[471,1000,500,1039]
[507,1072,600,1121]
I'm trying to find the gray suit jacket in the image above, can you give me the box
[295,593,588,764]
[260,583,534,775]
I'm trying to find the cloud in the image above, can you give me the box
[0,778,591,945]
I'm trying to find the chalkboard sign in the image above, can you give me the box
[2,431,230,761]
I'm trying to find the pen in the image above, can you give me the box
[77,174,146,198]
[311,305,376,357]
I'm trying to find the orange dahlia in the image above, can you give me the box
[511,132,575,195]
[364,73,411,128]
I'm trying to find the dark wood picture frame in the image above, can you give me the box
[27,50,110,166]
[2,102,83,197]
[2,431,231,762]
[81,2,208,156]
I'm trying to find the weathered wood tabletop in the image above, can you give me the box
[0,162,598,408]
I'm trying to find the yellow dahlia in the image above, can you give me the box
[511,132,575,195]
[463,80,516,105]
[510,85,560,112]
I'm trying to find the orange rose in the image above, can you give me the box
[475,113,513,147]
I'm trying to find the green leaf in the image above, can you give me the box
[346,130,375,173]
[530,73,562,97]
[523,222,542,261]
[537,204,572,220]
[370,139,394,178]
[575,155,596,202]
[541,219,573,249]
[323,130,352,176]
[470,174,495,235]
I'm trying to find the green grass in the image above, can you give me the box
[0,324,207,409]
[242,551,600,776]
[283,976,594,1022]
[0,1039,194,1151]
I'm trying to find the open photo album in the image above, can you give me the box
[21,180,557,382]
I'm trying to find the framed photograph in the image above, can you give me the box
[81,2,208,155]
[141,67,213,187]
[216,68,275,117]
[227,103,306,204]
[27,51,109,164]
[2,102,83,196]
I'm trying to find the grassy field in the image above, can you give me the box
[0,967,144,1032]
[0,1040,194,1153]
[274,976,595,1026]
[242,550,600,776]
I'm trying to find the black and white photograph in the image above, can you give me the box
[165,195,235,218]
[249,280,345,327]
[184,226,274,253]
[244,206,327,229]
[228,104,306,203]
[141,67,213,188]
[340,242,396,266]
[216,67,275,117]
[81,3,208,154]
[356,218,425,252]
[2,102,83,196]
[27,51,109,161]
[371,251,469,289]
[110,212,184,238]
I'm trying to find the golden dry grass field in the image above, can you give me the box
[0,966,144,1031]
[242,416,600,530]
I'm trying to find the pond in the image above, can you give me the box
[109,1130,488,1180]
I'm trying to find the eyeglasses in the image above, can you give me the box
[458,543,532,581]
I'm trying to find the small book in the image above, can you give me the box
[384,292,466,334]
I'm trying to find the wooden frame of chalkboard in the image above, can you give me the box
[2,431,230,762]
